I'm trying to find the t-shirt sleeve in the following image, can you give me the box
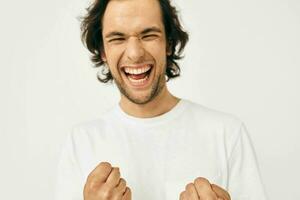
[54,129,85,200]
[227,123,268,200]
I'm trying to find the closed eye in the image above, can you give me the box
[108,38,125,43]
[142,34,159,40]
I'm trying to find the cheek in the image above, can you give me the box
[104,47,124,74]
[145,42,167,65]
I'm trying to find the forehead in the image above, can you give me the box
[102,0,164,34]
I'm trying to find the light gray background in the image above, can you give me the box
[0,0,299,199]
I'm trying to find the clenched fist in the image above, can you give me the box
[84,162,131,200]
[179,177,231,200]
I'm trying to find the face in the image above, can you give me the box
[101,0,169,104]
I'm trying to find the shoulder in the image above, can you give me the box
[182,99,249,154]
[183,99,243,128]
[181,99,246,144]
[69,106,117,141]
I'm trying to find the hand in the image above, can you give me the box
[84,162,131,200]
[179,177,231,200]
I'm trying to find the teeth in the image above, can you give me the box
[128,74,149,83]
[124,65,151,75]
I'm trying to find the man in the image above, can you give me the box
[55,0,267,199]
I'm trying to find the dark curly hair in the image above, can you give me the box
[80,0,189,83]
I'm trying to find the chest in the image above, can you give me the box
[80,125,227,200]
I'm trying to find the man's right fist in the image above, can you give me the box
[84,162,131,200]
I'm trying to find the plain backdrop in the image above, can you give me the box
[0,0,299,199]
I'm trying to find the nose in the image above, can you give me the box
[125,37,145,62]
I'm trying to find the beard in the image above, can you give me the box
[113,72,165,105]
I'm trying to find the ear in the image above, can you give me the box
[166,40,172,56]
[167,48,172,56]
[101,51,107,62]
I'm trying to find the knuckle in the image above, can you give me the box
[99,162,112,169]
[224,192,231,200]
[123,187,131,197]
[120,178,126,185]
[222,189,231,200]
[114,167,121,175]
[194,177,210,186]
[86,173,95,181]
[126,187,131,194]
[185,183,194,191]
[179,191,186,198]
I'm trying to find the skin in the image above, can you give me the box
[84,0,231,199]
[84,162,131,200]
[101,0,179,118]
[179,177,231,200]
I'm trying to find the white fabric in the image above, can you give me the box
[55,99,267,200]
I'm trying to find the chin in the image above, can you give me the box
[125,93,154,105]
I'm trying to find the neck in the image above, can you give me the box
[119,86,180,118]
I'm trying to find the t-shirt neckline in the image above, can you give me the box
[113,99,188,126]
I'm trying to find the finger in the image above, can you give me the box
[87,162,112,183]
[122,187,131,200]
[211,184,231,200]
[115,178,127,195]
[111,179,127,200]
[185,183,199,199]
[106,167,121,187]
[194,177,218,199]
[179,191,188,200]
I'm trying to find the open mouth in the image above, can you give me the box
[122,64,153,86]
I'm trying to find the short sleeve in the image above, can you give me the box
[54,129,85,200]
[227,123,268,200]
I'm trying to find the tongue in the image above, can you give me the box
[128,72,148,80]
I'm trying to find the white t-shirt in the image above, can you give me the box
[55,99,267,200]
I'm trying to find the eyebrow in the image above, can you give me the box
[104,26,162,39]
[141,27,162,35]
[105,32,125,39]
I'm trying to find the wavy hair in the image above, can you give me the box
[80,0,189,83]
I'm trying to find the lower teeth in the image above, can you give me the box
[128,75,149,84]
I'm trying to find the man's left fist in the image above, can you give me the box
[179,177,231,200]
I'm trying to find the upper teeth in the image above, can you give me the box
[124,65,151,75]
